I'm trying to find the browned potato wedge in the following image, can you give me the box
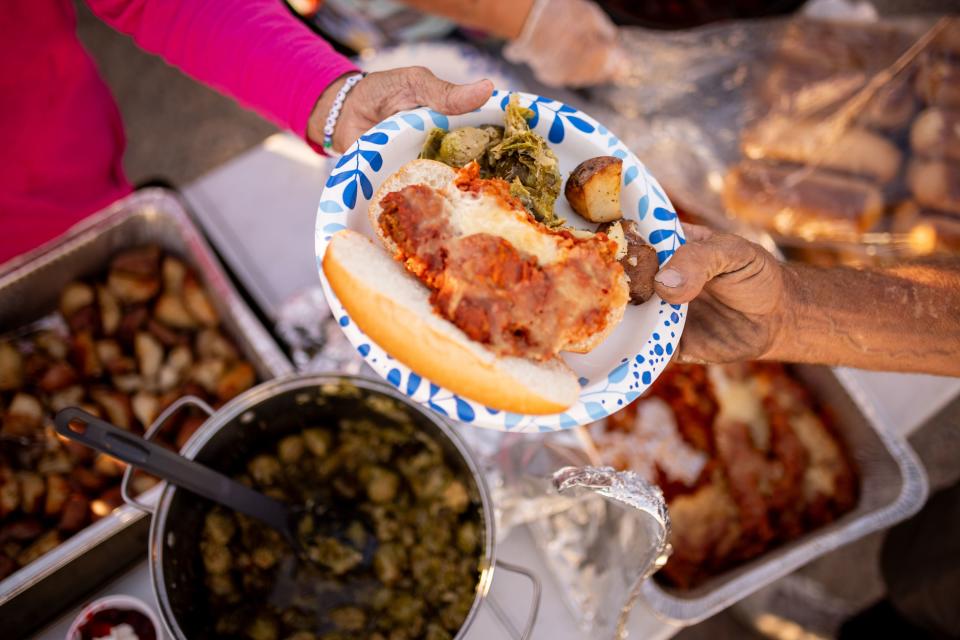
[155,293,197,329]
[108,271,160,304]
[44,475,69,516]
[190,359,226,394]
[58,493,90,533]
[48,385,85,412]
[4,393,44,436]
[196,329,238,362]
[158,345,193,392]
[565,157,623,223]
[132,391,160,429]
[0,342,23,391]
[91,388,133,430]
[59,282,95,320]
[598,220,658,304]
[71,331,102,378]
[0,469,21,518]
[72,466,106,492]
[93,454,125,478]
[37,449,73,475]
[37,362,78,393]
[97,285,122,336]
[111,246,161,277]
[111,374,143,394]
[146,319,183,348]
[216,362,255,402]
[183,275,219,327]
[18,472,45,514]
[176,415,206,450]
[162,256,188,293]
[34,332,68,360]
[96,340,135,375]
[135,332,164,381]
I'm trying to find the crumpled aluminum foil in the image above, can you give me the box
[487,434,671,639]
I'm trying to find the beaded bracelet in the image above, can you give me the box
[323,73,365,155]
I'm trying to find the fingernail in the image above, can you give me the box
[654,267,685,288]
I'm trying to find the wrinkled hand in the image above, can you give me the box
[653,224,790,365]
[504,0,627,88]
[309,67,494,154]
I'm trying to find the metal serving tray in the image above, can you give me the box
[0,189,294,635]
[633,364,929,625]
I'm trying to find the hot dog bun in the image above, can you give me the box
[323,229,580,414]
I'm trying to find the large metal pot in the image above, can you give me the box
[121,374,540,640]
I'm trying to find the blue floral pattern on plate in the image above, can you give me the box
[316,91,686,431]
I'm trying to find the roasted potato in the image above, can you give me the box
[183,275,219,327]
[216,362,255,402]
[162,256,187,293]
[4,393,44,436]
[0,341,24,391]
[91,388,133,430]
[48,385,85,412]
[34,332,68,360]
[44,475,69,517]
[59,282,95,320]
[565,156,623,223]
[196,329,238,362]
[111,246,162,277]
[37,362,78,393]
[135,332,164,382]
[108,270,160,304]
[132,391,160,429]
[599,220,659,304]
[155,293,197,330]
[97,285,122,336]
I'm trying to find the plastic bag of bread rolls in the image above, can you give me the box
[591,14,960,264]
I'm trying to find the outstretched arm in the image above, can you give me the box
[653,224,960,376]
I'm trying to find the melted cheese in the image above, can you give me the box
[445,188,562,264]
[708,366,770,450]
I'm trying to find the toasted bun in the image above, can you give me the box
[369,159,457,253]
[323,229,580,414]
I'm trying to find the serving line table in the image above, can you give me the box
[35,133,956,640]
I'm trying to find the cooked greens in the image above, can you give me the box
[199,399,482,640]
[419,95,563,226]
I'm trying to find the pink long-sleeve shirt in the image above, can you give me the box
[0,0,356,264]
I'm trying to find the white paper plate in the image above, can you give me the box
[316,90,686,431]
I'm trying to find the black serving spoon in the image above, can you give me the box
[54,407,306,553]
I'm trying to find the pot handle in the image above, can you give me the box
[121,395,215,514]
[487,560,541,640]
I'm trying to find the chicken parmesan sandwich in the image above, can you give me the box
[323,158,631,414]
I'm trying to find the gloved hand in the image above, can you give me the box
[503,0,627,88]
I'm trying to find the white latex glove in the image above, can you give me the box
[503,0,627,88]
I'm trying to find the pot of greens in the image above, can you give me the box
[128,374,539,640]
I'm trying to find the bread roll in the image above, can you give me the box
[723,161,884,239]
[906,158,960,215]
[742,115,902,183]
[910,108,960,162]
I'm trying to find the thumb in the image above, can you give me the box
[653,233,760,305]
[407,68,494,115]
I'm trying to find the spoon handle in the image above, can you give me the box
[54,407,291,531]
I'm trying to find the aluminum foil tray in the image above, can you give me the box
[0,189,294,634]
[633,364,929,625]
